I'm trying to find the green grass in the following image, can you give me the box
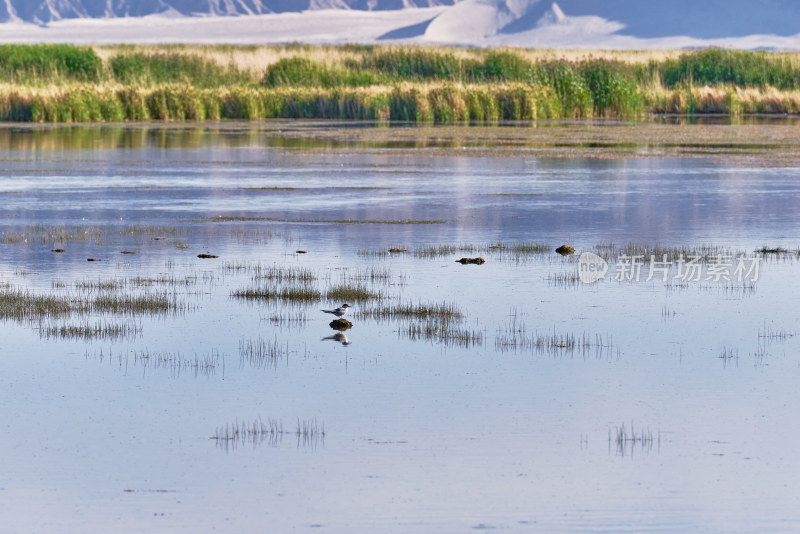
[660,48,800,89]
[4,45,800,122]
[0,44,102,83]
[111,52,253,87]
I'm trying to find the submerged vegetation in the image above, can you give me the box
[212,417,325,450]
[4,45,800,122]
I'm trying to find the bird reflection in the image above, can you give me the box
[322,332,351,346]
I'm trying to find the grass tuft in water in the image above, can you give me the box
[496,311,615,356]
[239,337,290,368]
[325,283,383,303]
[609,422,659,456]
[403,319,482,348]
[231,286,322,303]
[356,301,463,321]
[38,320,141,341]
[212,417,325,450]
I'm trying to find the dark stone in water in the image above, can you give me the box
[51,248,65,253]
[456,257,486,265]
[120,250,137,254]
[87,258,101,261]
[296,250,308,254]
[329,318,353,331]
[197,254,219,259]
[555,245,575,256]
[388,248,408,253]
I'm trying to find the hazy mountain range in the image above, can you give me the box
[1,0,799,48]
[0,0,454,24]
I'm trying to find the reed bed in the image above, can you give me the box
[4,45,800,121]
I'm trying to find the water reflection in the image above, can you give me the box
[322,332,351,346]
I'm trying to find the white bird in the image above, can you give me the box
[322,303,351,318]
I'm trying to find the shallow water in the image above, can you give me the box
[1,121,800,533]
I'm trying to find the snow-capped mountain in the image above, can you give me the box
[1,0,799,49]
[0,0,456,24]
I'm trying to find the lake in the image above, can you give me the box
[1,120,799,533]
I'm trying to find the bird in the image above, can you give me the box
[321,303,351,318]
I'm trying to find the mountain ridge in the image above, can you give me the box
[1,0,799,48]
[0,0,457,24]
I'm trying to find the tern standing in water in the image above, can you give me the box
[322,303,351,318]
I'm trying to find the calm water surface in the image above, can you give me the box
[1,121,799,533]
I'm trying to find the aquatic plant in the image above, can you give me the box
[232,285,322,303]
[356,301,463,320]
[403,320,482,348]
[212,417,325,450]
[239,337,290,368]
[325,283,383,302]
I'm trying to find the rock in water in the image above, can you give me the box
[330,318,353,331]
[456,257,486,265]
[555,245,575,256]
